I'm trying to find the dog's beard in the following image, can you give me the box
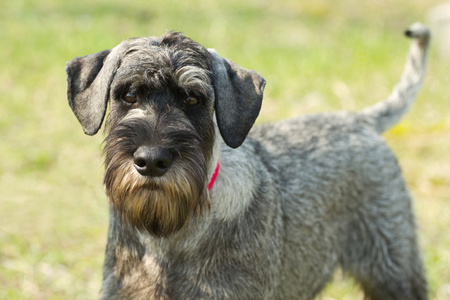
[103,148,210,237]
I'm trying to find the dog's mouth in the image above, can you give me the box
[149,183,162,191]
[140,180,163,191]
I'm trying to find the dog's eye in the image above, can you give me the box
[184,96,200,107]
[122,91,137,104]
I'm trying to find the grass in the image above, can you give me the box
[1,0,449,299]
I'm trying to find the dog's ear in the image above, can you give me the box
[208,49,266,148]
[65,43,127,135]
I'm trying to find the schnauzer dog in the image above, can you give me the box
[65,23,430,300]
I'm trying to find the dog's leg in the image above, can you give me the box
[343,217,427,300]
[339,151,427,300]
[342,209,427,299]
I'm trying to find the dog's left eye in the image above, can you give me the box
[122,91,137,104]
[184,96,200,107]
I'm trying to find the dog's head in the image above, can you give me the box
[65,31,265,237]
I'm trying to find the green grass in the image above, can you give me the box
[1,0,449,299]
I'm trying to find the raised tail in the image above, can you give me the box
[361,23,431,134]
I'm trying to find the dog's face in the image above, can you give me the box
[66,32,265,237]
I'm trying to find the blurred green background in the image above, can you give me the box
[1,0,449,299]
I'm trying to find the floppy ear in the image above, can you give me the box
[65,43,128,135]
[208,49,266,148]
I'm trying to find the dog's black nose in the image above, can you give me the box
[133,146,173,177]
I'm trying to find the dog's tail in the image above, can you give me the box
[361,23,430,134]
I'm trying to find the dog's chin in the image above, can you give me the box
[105,171,210,237]
[117,189,197,237]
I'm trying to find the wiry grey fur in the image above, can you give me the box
[65,23,430,300]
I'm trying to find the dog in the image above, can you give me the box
[65,23,430,300]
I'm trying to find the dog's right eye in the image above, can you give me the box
[122,91,137,104]
[184,96,200,107]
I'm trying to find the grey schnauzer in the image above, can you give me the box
[65,23,430,300]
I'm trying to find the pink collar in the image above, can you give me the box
[207,162,220,190]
